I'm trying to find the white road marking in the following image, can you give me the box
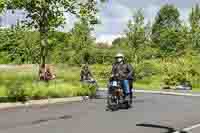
[135,90,200,97]
[173,123,200,133]
[99,89,200,97]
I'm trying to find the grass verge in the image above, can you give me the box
[0,64,200,103]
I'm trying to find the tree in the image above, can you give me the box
[112,37,127,48]
[9,0,101,66]
[177,23,191,55]
[158,28,180,57]
[0,22,40,64]
[68,19,95,64]
[125,9,145,64]
[0,0,6,62]
[152,4,181,58]
[144,21,152,42]
[0,25,22,63]
[48,31,71,63]
[0,0,5,14]
[70,19,94,51]
[189,4,200,50]
[141,21,159,59]
[152,4,181,45]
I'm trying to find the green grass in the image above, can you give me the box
[23,82,92,99]
[134,83,160,91]
[190,88,200,92]
[0,62,200,103]
[0,65,94,101]
[0,86,6,96]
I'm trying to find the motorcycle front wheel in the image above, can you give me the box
[107,94,119,111]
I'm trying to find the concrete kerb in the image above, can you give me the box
[0,96,85,110]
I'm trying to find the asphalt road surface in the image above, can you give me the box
[0,93,200,133]
[190,126,200,133]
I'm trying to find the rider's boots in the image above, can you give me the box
[129,93,133,104]
[124,94,129,101]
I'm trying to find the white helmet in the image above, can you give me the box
[115,53,124,63]
[115,53,124,58]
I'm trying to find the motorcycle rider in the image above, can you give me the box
[111,53,134,104]
[80,63,99,99]
[39,64,56,81]
[80,63,95,83]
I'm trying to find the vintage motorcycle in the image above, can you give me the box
[107,76,131,111]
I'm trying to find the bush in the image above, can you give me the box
[162,57,200,87]
[82,83,97,96]
[47,84,74,98]
[6,81,28,103]
[135,61,159,80]
[24,81,96,99]
[25,82,49,99]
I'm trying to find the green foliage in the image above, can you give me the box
[162,56,200,87]
[152,4,181,57]
[125,9,146,63]
[189,4,200,30]
[81,83,96,96]
[1,3,198,67]
[0,26,40,64]
[6,81,28,103]
[134,60,159,80]
[158,28,181,57]
[112,37,127,47]
[8,0,101,66]
[0,0,5,13]
[152,4,181,39]
[189,4,200,50]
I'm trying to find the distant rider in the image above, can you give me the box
[80,64,95,83]
[39,64,56,81]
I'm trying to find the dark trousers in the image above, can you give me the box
[129,80,133,102]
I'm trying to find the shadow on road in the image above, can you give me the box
[0,115,73,131]
[136,123,188,133]
[31,115,72,125]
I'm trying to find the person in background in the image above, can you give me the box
[39,64,56,81]
[80,63,94,82]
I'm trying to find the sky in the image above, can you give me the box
[1,0,200,44]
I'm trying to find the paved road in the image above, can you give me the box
[0,93,200,133]
[191,127,200,133]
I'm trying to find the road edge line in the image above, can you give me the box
[173,123,200,133]
[134,90,200,97]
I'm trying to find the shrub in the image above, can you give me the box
[162,57,200,87]
[6,81,28,103]
[135,61,159,80]
[47,83,74,98]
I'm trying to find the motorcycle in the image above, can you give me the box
[107,77,131,111]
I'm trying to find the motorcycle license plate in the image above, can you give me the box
[112,81,117,87]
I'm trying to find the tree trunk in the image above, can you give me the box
[39,28,49,81]
[40,37,45,66]
[38,6,50,81]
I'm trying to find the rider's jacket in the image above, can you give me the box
[80,67,93,81]
[111,62,134,81]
